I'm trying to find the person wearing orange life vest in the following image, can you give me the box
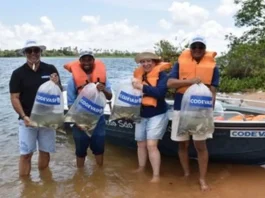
[167,36,220,191]
[132,51,170,183]
[65,51,112,168]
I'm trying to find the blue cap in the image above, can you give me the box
[79,50,94,59]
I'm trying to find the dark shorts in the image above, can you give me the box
[72,116,105,158]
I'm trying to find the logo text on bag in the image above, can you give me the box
[118,91,141,106]
[36,92,60,105]
[189,95,213,108]
[79,97,104,116]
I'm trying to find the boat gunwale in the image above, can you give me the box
[62,88,265,124]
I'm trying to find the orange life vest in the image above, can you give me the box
[133,62,171,107]
[177,50,216,94]
[214,116,225,121]
[64,59,106,93]
[228,114,265,121]
[251,115,265,121]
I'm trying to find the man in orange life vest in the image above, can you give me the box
[65,51,112,168]
[167,36,220,191]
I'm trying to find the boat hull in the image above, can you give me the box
[104,115,265,165]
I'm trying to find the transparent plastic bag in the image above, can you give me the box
[64,83,106,136]
[109,79,142,122]
[30,80,64,130]
[213,100,224,118]
[177,83,214,136]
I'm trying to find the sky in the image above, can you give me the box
[0,0,245,55]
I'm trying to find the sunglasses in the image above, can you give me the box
[191,45,205,50]
[25,48,41,54]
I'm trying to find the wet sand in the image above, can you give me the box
[1,92,265,198]
[1,137,265,198]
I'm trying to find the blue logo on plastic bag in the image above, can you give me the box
[189,95,213,108]
[118,91,141,106]
[79,97,104,116]
[36,92,60,105]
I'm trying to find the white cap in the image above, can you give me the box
[79,50,95,59]
[190,36,207,47]
[21,40,46,53]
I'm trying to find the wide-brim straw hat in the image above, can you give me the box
[20,40,46,54]
[135,52,160,63]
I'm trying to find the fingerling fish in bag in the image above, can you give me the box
[177,83,214,136]
[109,79,142,122]
[64,83,106,136]
[30,80,64,130]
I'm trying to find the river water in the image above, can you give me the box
[1,57,265,198]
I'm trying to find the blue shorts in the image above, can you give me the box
[18,119,56,155]
[135,112,169,141]
[72,116,105,158]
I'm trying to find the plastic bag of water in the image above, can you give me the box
[109,78,142,122]
[176,83,214,136]
[30,80,64,130]
[64,83,106,136]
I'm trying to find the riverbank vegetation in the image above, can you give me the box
[0,47,137,58]
[155,0,265,94]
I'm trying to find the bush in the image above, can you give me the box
[219,76,265,93]
[154,39,189,99]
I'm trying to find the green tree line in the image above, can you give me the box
[0,46,137,58]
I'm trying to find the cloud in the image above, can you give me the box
[0,16,163,52]
[195,20,226,38]
[14,23,42,39]
[168,2,209,27]
[40,16,55,31]
[81,15,101,25]
[0,15,244,55]
[217,0,241,16]
[0,22,16,49]
[158,19,172,30]
[176,20,245,54]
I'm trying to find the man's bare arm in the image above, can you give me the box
[10,93,26,118]
[167,78,201,89]
[102,89,112,100]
